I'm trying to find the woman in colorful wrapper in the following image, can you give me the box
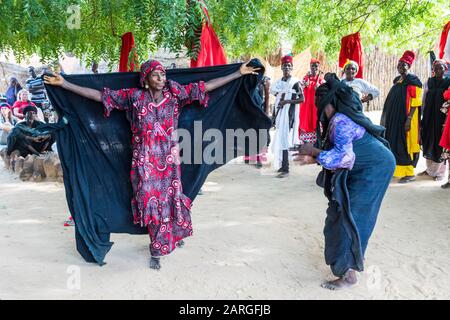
[381,50,422,183]
[44,59,260,270]
[298,59,324,145]
[294,74,395,290]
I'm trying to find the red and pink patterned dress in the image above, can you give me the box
[101,80,208,257]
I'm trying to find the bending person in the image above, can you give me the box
[294,74,395,290]
[44,59,260,270]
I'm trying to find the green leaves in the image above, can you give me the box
[0,0,448,65]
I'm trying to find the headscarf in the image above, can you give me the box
[139,59,166,88]
[315,73,388,148]
[432,58,449,71]
[343,59,359,73]
[310,59,320,65]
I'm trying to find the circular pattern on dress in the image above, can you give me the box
[172,180,180,189]
[139,107,148,116]
[166,155,173,164]
[159,224,167,233]
[167,187,174,196]
[152,242,161,249]
[182,221,189,229]
[161,245,169,253]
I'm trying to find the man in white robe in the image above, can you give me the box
[270,55,304,178]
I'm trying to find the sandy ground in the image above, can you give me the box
[1,111,450,300]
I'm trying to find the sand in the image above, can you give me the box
[1,111,450,300]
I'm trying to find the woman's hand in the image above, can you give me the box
[297,143,315,156]
[239,61,261,76]
[293,155,317,165]
[405,118,412,132]
[44,73,64,86]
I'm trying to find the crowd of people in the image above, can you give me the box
[1,65,59,158]
[267,52,450,189]
[2,52,450,290]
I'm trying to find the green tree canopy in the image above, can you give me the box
[0,0,449,65]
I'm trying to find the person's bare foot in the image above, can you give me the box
[149,257,161,270]
[321,269,358,290]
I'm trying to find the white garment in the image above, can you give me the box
[341,78,380,101]
[270,77,302,170]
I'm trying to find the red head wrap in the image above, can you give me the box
[139,59,166,87]
[310,59,320,65]
[281,55,293,65]
[399,50,416,66]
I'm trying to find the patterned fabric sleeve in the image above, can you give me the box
[169,80,209,108]
[101,88,136,117]
[316,115,363,170]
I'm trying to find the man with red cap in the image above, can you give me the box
[381,50,423,183]
[270,54,304,177]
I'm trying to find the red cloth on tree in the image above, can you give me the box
[439,21,450,59]
[299,74,324,135]
[339,32,364,78]
[119,32,139,72]
[190,7,227,68]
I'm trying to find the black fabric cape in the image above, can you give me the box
[421,77,450,163]
[381,74,422,166]
[45,60,271,265]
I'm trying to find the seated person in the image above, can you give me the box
[7,105,54,157]
[0,103,18,145]
[12,89,45,121]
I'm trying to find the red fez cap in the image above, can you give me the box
[399,50,415,66]
[310,59,320,64]
[281,55,293,65]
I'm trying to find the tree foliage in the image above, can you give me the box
[0,0,448,65]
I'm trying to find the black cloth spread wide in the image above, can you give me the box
[45,60,271,265]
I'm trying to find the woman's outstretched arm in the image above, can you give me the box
[204,61,260,93]
[44,73,102,102]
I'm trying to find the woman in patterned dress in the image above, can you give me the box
[44,59,260,269]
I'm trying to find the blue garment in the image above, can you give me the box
[317,113,365,170]
[320,131,395,277]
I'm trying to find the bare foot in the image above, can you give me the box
[149,257,161,270]
[176,240,185,248]
[321,269,358,290]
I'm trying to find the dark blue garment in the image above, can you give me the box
[320,132,395,277]
[44,60,272,265]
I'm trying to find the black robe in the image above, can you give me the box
[421,77,450,163]
[7,120,55,157]
[45,60,272,265]
[381,74,422,166]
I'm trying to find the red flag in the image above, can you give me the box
[339,32,364,78]
[119,32,139,72]
[190,5,227,68]
[439,21,450,60]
